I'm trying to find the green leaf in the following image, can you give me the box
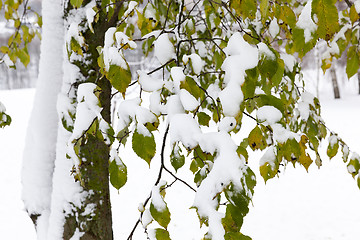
[154,228,171,240]
[132,130,156,165]
[260,162,277,182]
[225,232,252,240]
[170,144,185,172]
[70,0,83,8]
[348,157,360,178]
[350,5,359,24]
[224,185,250,215]
[197,112,211,127]
[222,204,244,232]
[346,46,359,78]
[256,94,285,113]
[242,67,258,99]
[299,135,313,171]
[109,158,127,190]
[107,64,132,94]
[150,203,171,229]
[236,146,248,163]
[231,0,257,20]
[248,126,264,151]
[180,76,201,99]
[0,46,9,54]
[327,136,339,159]
[280,5,296,28]
[0,113,11,128]
[312,0,339,41]
[260,0,270,21]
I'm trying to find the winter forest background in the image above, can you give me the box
[2,0,360,239]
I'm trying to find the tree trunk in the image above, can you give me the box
[330,67,340,99]
[59,2,123,239]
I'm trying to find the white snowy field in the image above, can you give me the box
[1,81,360,239]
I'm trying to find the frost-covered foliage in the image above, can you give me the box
[0,101,11,127]
[20,0,360,239]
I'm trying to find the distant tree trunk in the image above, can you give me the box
[330,67,340,99]
[21,0,64,237]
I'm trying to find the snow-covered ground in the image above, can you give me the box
[1,77,360,239]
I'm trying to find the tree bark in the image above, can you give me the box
[330,67,340,99]
[60,1,124,239]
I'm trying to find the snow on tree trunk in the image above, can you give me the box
[21,0,64,236]
[43,2,121,239]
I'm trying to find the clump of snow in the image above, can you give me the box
[260,146,276,167]
[347,164,356,174]
[144,3,156,19]
[149,90,165,115]
[220,32,259,117]
[137,70,164,92]
[194,131,247,240]
[169,114,201,149]
[154,33,175,65]
[170,67,186,93]
[297,91,315,121]
[151,180,167,211]
[195,41,207,57]
[296,0,317,42]
[328,134,338,147]
[271,123,299,144]
[124,1,138,17]
[258,42,275,59]
[280,53,296,72]
[115,31,137,49]
[141,208,153,227]
[269,19,279,38]
[70,83,102,141]
[66,22,85,50]
[69,229,85,240]
[165,95,185,121]
[355,0,360,13]
[85,2,96,32]
[179,89,199,111]
[218,85,243,117]
[183,53,204,75]
[257,106,282,125]
[102,27,129,71]
[0,101,6,112]
[3,54,14,67]
[117,98,156,137]
[218,117,236,132]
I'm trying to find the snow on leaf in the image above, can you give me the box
[256,106,282,125]
[150,181,171,229]
[179,89,199,111]
[327,134,339,159]
[154,228,171,240]
[296,0,317,42]
[154,33,175,65]
[137,70,163,92]
[109,150,127,190]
